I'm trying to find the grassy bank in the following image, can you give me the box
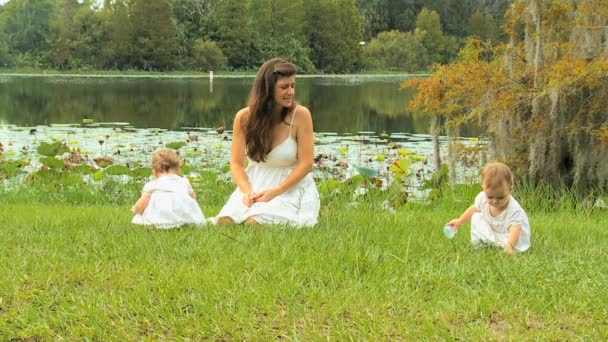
[1,194,606,339]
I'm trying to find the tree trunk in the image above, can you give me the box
[447,126,457,188]
[431,115,441,173]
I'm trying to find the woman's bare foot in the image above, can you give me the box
[217,216,234,225]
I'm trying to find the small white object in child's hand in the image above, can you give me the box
[443,225,456,239]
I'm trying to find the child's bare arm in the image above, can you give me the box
[131,194,150,214]
[504,224,522,255]
[447,205,479,230]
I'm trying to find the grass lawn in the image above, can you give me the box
[1,199,606,340]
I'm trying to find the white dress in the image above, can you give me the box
[132,174,206,229]
[471,191,531,252]
[213,107,320,227]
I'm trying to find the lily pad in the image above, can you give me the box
[70,164,95,175]
[0,160,28,178]
[354,165,379,178]
[166,141,186,150]
[37,141,70,157]
[130,167,153,178]
[180,164,193,175]
[93,170,105,181]
[318,178,341,195]
[105,165,130,176]
[39,157,65,169]
[390,158,411,175]
[93,156,114,168]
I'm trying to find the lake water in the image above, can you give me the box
[0,75,482,193]
[0,75,477,136]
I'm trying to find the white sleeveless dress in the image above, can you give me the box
[213,107,320,227]
[132,174,206,229]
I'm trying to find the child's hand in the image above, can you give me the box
[446,219,461,230]
[503,243,515,256]
[131,195,150,215]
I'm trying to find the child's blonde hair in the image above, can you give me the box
[481,162,513,189]
[152,148,180,173]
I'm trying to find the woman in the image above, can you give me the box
[211,58,320,227]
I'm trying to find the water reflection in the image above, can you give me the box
[0,76,477,136]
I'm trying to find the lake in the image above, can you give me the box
[0,75,476,136]
[0,75,484,193]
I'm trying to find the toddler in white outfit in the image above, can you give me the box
[446,162,531,255]
[131,148,205,228]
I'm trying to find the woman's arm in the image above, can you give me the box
[255,106,314,202]
[229,109,255,206]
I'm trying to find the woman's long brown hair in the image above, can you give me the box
[245,58,297,162]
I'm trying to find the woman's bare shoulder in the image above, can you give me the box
[294,105,312,123]
[236,107,249,118]
[294,105,312,121]
[235,107,250,123]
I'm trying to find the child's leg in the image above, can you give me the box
[470,213,500,247]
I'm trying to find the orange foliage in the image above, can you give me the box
[404,1,608,148]
[401,39,520,134]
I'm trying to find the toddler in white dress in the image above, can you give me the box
[446,162,531,255]
[131,148,205,228]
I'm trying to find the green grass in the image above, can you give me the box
[1,191,606,339]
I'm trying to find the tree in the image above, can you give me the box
[46,0,101,69]
[192,39,226,71]
[251,33,314,73]
[467,10,498,42]
[247,0,312,71]
[129,0,178,70]
[249,0,304,41]
[404,0,608,195]
[306,0,362,73]
[414,8,445,64]
[100,0,133,69]
[1,0,54,56]
[173,0,218,69]
[363,30,427,72]
[0,20,10,66]
[214,0,250,69]
[357,0,389,41]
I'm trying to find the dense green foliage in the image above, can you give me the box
[0,0,511,73]
[364,30,427,72]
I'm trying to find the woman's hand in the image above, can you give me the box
[242,191,256,207]
[252,188,279,203]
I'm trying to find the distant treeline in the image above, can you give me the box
[0,0,510,73]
